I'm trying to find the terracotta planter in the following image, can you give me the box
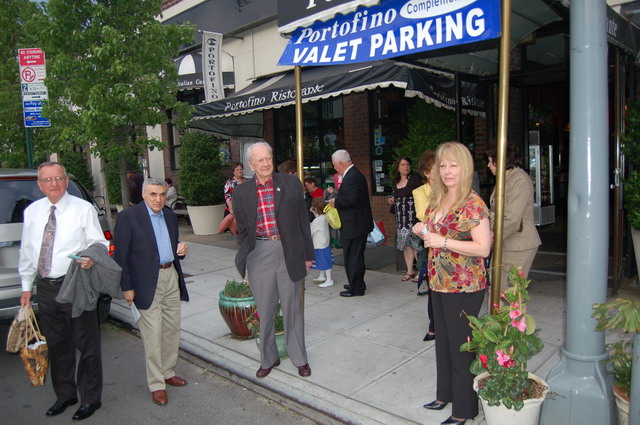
[218,290,256,339]
[473,371,549,425]
[256,331,289,359]
[614,383,629,425]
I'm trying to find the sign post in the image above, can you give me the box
[18,48,50,166]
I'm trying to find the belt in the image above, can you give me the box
[37,275,66,286]
[256,235,281,241]
[159,262,173,269]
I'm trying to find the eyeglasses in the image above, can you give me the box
[38,176,66,184]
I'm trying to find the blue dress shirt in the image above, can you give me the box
[145,204,175,265]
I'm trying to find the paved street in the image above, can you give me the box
[0,322,315,425]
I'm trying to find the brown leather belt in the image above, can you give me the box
[256,235,281,241]
[159,262,173,269]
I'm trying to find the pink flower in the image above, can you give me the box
[509,309,522,319]
[480,354,488,369]
[451,264,474,287]
[512,317,527,332]
[518,268,524,277]
[496,349,515,368]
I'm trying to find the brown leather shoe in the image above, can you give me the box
[256,359,281,378]
[297,363,312,377]
[164,376,188,387]
[151,390,168,405]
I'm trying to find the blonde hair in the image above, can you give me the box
[430,142,474,211]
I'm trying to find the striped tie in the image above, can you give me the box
[37,206,56,278]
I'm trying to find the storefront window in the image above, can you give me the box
[274,98,344,188]
[370,88,410,194]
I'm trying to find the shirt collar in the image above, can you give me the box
[256,178,273,188]
[144,203,164,218]
[47,191,71,212]
[343,164,355,177]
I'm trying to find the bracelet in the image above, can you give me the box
[444,238,448,250]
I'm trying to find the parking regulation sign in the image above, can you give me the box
[18,48,50,127]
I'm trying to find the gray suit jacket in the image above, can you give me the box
[490,167,541,251]
[57,244,123,318]
[233,173,314,282]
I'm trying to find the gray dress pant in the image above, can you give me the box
[246,240,308,368]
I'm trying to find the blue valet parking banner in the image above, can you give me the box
[279,0,501,66]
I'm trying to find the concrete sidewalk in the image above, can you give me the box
[108,228,571,425]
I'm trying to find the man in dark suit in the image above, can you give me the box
[329,150,373,297]
[114,177,190,406]
[233,142,314,379]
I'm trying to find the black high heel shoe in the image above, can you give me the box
[423,400,448,410]
[441,416,466,425]
[423,332,435,341]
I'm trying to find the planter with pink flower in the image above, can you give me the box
[461,266,549,425]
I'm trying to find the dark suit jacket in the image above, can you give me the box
[334,165,373,239]
[233,173,314,282]
[113,202,189,310]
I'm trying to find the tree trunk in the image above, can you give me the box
[118,133,131,208]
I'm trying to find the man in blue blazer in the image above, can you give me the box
[329,150,373,297]
[114,177,189,406]
[234,142,315,379]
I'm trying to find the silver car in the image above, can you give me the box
[0,169,113,321]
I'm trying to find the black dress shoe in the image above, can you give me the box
[423,333,436,341]
[340,290,364,297]
[423,400,448,410]
[72,402,101,420]
[441,416,466,425]
[46,398,78,416]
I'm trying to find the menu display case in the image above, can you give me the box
[528,131,555,226]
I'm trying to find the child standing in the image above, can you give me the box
[310,198,334,287]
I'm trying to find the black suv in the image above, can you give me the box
[0,169,113,321]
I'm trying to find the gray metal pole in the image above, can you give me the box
[539,0,614,424]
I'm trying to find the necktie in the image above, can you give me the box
[37,206,56,278]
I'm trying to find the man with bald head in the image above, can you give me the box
[19,161,108,420]
[233,142,314,378]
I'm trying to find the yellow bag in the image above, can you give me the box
[19,306,49,387]
[323,204,341,229]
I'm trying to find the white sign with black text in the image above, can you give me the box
[202,31,225,102]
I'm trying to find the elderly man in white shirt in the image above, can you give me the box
[19,162,108,421]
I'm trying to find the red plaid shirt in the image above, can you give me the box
[255,179,279,238]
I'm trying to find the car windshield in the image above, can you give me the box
[0,179,87,224]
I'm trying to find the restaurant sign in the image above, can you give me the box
[279,0,501,66]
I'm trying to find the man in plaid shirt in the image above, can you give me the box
[233,142,315,378]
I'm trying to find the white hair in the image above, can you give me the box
[142,177,167,192]
[331,149,352,163]
[247,142,273,162]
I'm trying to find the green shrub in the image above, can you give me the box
[178,132,226,206]
[223,280,253,298]
[623,101,640,229]
[389,101,455,183]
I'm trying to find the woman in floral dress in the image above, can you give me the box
[412,142,491,425]
[388,156,423,281]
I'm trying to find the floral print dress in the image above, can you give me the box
[424,191,489,293]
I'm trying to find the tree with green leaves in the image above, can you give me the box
[37,0,194,206]
[0,0,46,167]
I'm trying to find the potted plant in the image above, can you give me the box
[592,297,640,425]
[218,279,256,339]
[623,101,640,270]
[461,266,548,425]
[246,304,288,359]
[178,131,227,235]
